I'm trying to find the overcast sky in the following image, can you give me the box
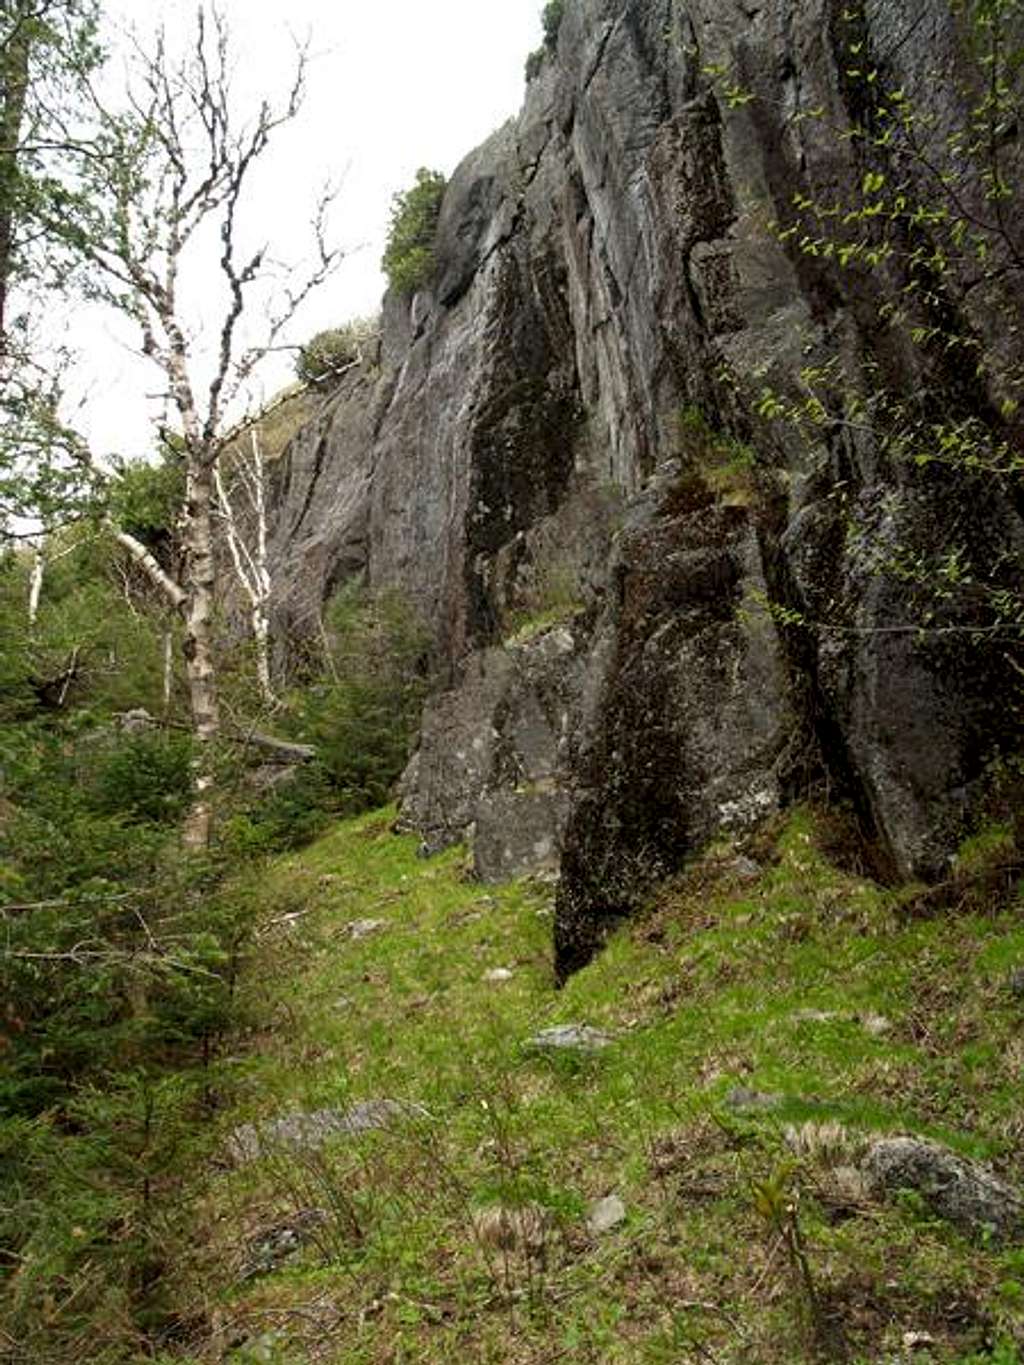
[68,0,544,459]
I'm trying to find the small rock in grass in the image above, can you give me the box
[729,855,762,881]
[347,918,386,940]
[725,1086,784,1113]
[526,1024,613,1053]
[483,967,514,983]
[902,1330,937,1351]
[240,1207,328,1279]
[861,1136,1024,1241]
[587,1194,626,1234]
[1007,966,1024,998]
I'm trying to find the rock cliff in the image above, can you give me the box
[269,0,1024,977]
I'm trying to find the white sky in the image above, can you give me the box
[65,0,544,460]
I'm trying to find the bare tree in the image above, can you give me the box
[59,6,340,846]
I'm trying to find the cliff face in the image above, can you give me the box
[269,0,1024,976]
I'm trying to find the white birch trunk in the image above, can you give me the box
[162,629,174,714]
[214,429,275,706]
[180,462,221,850]
[27,546,44,627]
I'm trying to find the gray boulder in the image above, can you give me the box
[862,1136,1024,1242]
[228,1100,428,1164]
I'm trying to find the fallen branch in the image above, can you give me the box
[0,891,138,917]
[116,709,316,763]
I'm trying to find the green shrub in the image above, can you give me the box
[526,0,564,80]
[85,727,193,824]
[296,584,430,811]
[541,0,565,46]
[221,762,337,856]
[525,47,545,81]
[105,452,184,554]
[381,168,446,295]
[295,316,379,390]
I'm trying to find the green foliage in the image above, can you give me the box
[525,0,565,77]
[381,168,446,295]
[294,316,379,390]
[673,403,759,506]
[524,46,545,81]
[0,534,180,720]
[0,708,260,1356]
[220,762,337,856]
[104,451,184,554]
[0,0,103,306]
[541,0,565,47]
[0,1,106,540]
[296,584,430,811]
[85,727,193,824]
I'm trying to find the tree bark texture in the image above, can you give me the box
[0,3,30,350]
[180,461,220,850]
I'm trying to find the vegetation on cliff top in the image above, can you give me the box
[381,169,447,296]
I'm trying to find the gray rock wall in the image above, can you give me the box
[268,0,1024,976]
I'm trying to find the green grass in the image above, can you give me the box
[169,805,1024,1363]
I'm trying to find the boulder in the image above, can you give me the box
[862,1136,1024,1242]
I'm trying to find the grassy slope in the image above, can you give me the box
[183,806,1024,1364]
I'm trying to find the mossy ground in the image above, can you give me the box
[175,806,1024,1364]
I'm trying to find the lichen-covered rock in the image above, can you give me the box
[526,1024,614,1053]
[228,1100,428,1164]
[398,625,584,878]
[862,1136,1024,1242]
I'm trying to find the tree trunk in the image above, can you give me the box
[162,628,174,714]
[253,605,272,706]
[27,544,43,626]
[180,462,220,850]
[0,4,31,352]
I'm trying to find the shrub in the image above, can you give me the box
[295,316,380,390]
[105,453,184,555]
[85,727,193,824]
[221,762,337,856]
[541,0,565,47]
[297,584,430,811]
[526,0,565,79]
[381,168,446,295]
[525,47,545,81]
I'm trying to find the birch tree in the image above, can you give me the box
[214,427,274,706]
[58,7,339,846]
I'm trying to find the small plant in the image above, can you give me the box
[525,0,565,78]
[541,0,565,47]
[524,47,545,82]
[673,403,759,506]
[751,1166,842,1356]
[381,168,446,295]
[295,316,379,390]
[85,726,193,824]
[783,1119,858,1167]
